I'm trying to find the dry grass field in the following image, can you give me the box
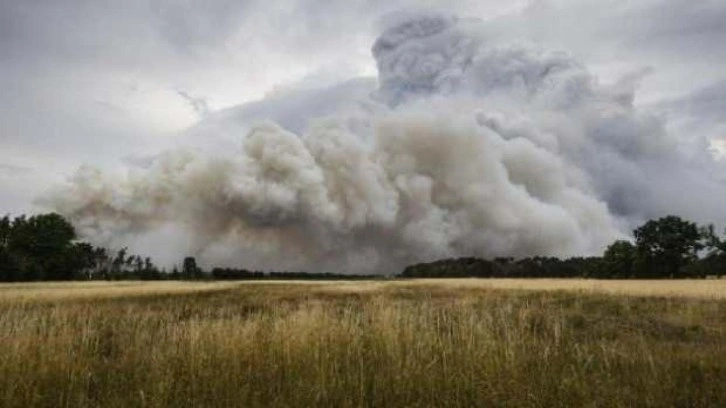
[1,279,724,407]
[409,278,726,299]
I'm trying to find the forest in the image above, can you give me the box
[1,212,725,281]
[401,216,726,279]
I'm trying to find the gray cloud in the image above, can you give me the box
[2,0,726,270]
[0,164,33,176]
[48,15,726,273]
[176,90,211,118]
[653,79,726,160]
[659,80,726,123]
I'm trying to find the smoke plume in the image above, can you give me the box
[49,14,726,273]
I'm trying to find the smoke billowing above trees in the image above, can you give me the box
[48,14,726,273]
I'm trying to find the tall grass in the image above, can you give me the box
[1,281,724,407]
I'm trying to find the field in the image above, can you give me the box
[1,280,725,407]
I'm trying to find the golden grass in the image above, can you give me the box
[0,280,724,407]
[404,278,726,299]
[2,278,723,303]
[0,281,238,303]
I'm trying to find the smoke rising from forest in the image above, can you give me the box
[49,14,726,272]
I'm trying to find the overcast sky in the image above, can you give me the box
[1,0,725,215]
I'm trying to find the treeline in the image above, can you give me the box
[0,213,163,282]
[401,216,726,279]
[401,256,603,279]
[0,212,379,282]
[2,212,725,282]
[211,268,378,281]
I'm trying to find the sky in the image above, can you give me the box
[1,0,726,270]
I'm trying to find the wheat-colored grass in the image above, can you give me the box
[0,281,238,303]
[0,280,724,407]
[404,278,726,299]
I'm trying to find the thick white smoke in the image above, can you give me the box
[49,14,726,273]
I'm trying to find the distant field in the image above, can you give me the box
[1,278,724,302]
[406,278,726,299]
[0,281,237,303]
[1,280,724,407]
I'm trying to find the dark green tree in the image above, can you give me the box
[183,256,199,279]
[93,247,111,279]
[112,247,128,278]
[600,240,636,278]
[0,213,162,282]
[171,265,181,280]
[9,213,77,280]
[0,215,10,247]
[633,216,703,278]
[71,242,96,279]
[683,224,726,278]
[0,215,18,281]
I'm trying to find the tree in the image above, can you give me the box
[633,216,703,278]
[93,247,111,279]
[0,213,162,282]
[133,256,143,274]
[144,257,153,272]
[0,215,15,281]
[112,247,128,277]
[71,242,96,279]
[683,224,726,278]
[183,256,200,279]
[600,240,635,278]
[0,215,10,247]
[171,265,180,280]
[8,213,78,280]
